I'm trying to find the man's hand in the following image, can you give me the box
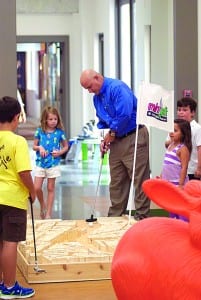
[104,131,115,145]
[100,140,109,155]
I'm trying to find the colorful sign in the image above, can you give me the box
[136,82,174,132]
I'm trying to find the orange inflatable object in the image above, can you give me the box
[111,179,201,300]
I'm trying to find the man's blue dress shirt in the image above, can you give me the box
[93,77,137,137]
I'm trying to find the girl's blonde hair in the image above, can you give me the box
[40,106,64,131]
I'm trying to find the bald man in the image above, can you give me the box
[80,70,150,220]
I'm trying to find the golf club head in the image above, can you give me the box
[34,266,46,273]
[86,214,97,222]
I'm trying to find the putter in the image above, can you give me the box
[29,198,46,273]
[86,150,105,223]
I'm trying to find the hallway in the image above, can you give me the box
[16,120,116,300]
[18,117,111,221]
[16,119,165,300]
[31,157,111,221]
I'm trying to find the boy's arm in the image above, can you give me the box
[18,170,36,202]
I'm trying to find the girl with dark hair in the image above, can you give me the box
[160,118,192,221]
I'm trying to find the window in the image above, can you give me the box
[98,33,104,75]
[116,0,135,89]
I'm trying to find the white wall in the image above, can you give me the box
[135,0,174,177]
[79,0,116,126]
[150,0,174,177]
[17,0,175,176]
[16,0,116,137]
[17,13,82,136]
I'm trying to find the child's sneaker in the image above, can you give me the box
[1,281,35,299]
[0,282,4,294]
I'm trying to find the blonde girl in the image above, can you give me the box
[33,106,68,219]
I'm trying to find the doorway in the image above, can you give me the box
[16,35,70,136]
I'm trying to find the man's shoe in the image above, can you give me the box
[134,215,148,221]
[1,281,35,299]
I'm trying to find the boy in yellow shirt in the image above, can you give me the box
[0,96,35,299]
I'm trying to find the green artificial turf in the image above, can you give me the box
[125,209,169,217]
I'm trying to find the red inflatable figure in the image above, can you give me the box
[111,179,201,300]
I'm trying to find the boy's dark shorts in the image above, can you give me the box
[0,205,27,242]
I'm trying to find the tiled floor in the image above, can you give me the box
[28,140,111,221]
[17,117,111,221]
[17,120,116,300]
[19,117,158,221]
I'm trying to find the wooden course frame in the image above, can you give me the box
[17,217,135,283]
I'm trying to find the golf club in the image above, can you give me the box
[86,149,105,223]
[29,197,46,273]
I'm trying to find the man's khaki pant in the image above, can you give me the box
[108,126,150,219]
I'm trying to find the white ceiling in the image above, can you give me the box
[16,0,79,14]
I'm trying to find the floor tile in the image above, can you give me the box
[28,140,111,220]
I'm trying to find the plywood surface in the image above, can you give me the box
[17,216,135,283]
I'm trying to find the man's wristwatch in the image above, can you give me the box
[109,130,116,137]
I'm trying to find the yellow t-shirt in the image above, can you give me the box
[0,131,32,209]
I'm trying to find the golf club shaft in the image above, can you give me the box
[29,198,38,265]
[92,151,105,214]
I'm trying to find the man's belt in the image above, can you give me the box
[118,125,144,139]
